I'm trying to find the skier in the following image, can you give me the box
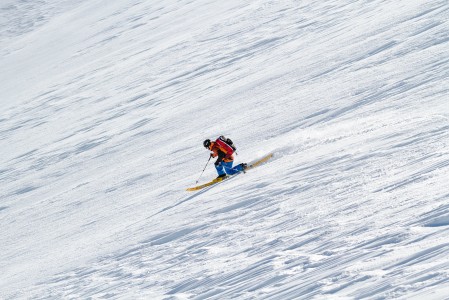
[203,136,247,179]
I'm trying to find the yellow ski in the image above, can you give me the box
[186,153,273,191]
[186,177,228,191]
[246,152,273,170]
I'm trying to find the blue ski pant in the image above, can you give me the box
[215,161,244,176]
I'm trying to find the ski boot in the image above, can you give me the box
[216,174,227,180]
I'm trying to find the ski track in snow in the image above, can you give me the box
[1,0,449,299]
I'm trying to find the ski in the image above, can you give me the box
[186,153,273,191]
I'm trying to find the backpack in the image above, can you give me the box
[216,135,237,155]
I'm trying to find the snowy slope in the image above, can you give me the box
[1,0,449,299]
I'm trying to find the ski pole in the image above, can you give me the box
[196,155,212,184]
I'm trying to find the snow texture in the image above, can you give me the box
[1,0,449,299]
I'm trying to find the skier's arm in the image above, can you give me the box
[214,150,225,166]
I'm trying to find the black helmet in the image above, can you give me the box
[203,139,211,149]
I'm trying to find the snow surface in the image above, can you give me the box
[1,0,449,299]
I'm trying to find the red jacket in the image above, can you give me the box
[209,141,234,163]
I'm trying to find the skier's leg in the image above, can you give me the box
[221,161,235,175]
[215,163,226,176]
[234,163,245,172]
[224,161,245,175]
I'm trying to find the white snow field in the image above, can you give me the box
[1,0,449,299]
